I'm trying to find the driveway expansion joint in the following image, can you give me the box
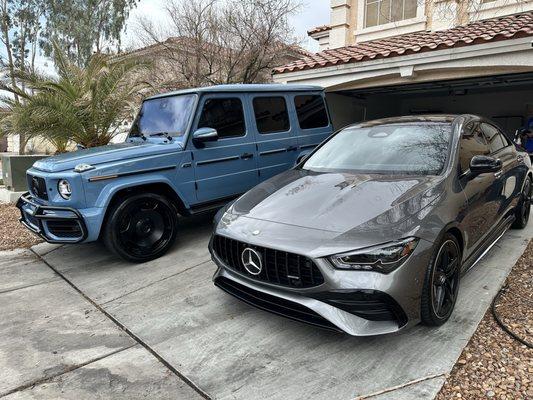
[0,345,136,398]
[0,278,62,295]
[354,373,447,399]
[100,258,212,306]
[30,249,214,400]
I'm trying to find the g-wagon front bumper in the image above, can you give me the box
[17,192,88,243]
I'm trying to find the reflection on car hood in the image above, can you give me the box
[232,169,444,234]
[32,140,184,173]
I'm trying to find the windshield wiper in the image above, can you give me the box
[149,132,173,141]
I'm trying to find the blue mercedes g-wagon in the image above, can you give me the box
[17,84,333,262]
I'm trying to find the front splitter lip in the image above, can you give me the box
[212,253,415,337]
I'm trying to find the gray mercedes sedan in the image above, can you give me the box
[209,115,532,336]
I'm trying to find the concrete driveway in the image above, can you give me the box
[1,213,531,400]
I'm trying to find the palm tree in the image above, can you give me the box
[0,42,151,151]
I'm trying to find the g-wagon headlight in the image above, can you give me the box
[329,237,419,274]
[58,179,72,199]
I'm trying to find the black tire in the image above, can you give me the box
[102,193,178,263]
[511,176,531,229]
[421,233,462,326]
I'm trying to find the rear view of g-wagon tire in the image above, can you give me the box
[102,193,178,263]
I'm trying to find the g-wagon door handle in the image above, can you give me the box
[286,145,298,151]
[240,152,254,159]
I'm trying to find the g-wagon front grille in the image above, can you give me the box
[212,235,324,288]
[27,174,48,200]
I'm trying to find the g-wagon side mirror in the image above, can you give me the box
[469,155,502,175]
[193,127,218,144]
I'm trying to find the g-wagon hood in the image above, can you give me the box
[32,141,183,173]
[231,169,444,234]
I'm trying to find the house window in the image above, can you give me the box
[364,0,417,28]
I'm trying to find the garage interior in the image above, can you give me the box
[326,72,533,135]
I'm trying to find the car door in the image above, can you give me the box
[458,122,499,255]
[292,93,332,158]
[481,122,521,221]
[250,94,298,181]
[190,95,258,203]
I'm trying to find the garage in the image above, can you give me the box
[326,72,533,135]
[273,12,533,137]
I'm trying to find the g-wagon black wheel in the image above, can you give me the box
[421,233,461,326]
[512,177,531,229]
[103,193,178,262]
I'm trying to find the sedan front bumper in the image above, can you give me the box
[210,221,434,336]
[16,192,88,243]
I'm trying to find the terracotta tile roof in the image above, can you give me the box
[307,25,331,36]
[275,12,533,74]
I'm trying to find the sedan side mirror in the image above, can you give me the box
[469,155,502,175]
[192,127,218,144]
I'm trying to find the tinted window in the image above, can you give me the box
[481,123,507,153]
[459,123,490,173]
[303,123,452,175]
[198,98,245,138]
[253,97,290,134]
[294,95,329,130]
[131,94,196,137]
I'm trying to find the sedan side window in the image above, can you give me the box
[459,123,491,174]
[198,98,246,138]
[481,123,507,154]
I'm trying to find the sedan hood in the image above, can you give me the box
[232,169,444,235]
[32,140,183,173]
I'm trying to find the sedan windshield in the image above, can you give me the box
[130,94,197,138]
[302,123,452,175]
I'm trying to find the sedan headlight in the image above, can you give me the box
[329,237,419,274]
[57,179,72,199]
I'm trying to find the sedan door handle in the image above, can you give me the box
[494,170,503,178]
[240,152,254,160]
[286,145,298,151]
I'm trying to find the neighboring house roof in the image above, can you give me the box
[146,83,324,100]
[274,12,533,74]
[307,25,331,36]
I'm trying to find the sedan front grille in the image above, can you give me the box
[212,235,324,288]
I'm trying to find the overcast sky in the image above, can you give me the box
[2,0,330,74]
[124,0,330,52]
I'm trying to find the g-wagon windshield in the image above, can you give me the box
[303,123,452,175]
[130,94,197,138]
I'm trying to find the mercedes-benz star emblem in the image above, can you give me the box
[241,248,263,275]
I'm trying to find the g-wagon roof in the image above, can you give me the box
[146,84,324,100]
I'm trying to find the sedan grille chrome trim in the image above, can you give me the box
[213,235,324,288]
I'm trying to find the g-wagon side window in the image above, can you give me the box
[294,95,329,130]
[253,96,290,134]
[198,98,245,138]
[481,123,507,153]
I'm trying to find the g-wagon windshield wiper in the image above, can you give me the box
[149,132,173,141]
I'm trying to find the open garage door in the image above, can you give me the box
[327,72,533,135]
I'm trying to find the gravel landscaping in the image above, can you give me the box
[0,202,43,250]
[436,240,533,400]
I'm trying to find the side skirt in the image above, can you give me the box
[461,214,515,275]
